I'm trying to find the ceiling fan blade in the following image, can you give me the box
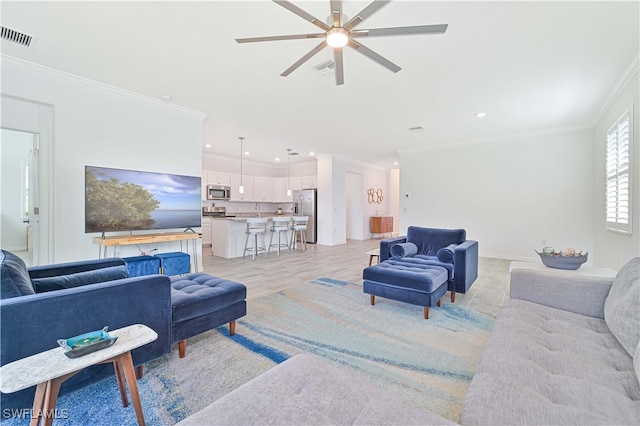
[273,0,330,32]
[236,33,326,43]
[330,0,343,27]
[333,47,344,85]
[348,39,401,73]
[343,0,391,31]
[281,40,328,77]
[351,24,448,38]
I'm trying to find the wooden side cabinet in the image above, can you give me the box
[370,216,393,239]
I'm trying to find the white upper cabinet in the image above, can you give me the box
[301,175,317,189]
[207,171,230,186]
[253,177,274,202]
[273,177,290,202]
[229,174,254,201]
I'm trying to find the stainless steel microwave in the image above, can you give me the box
[206,184,231,200]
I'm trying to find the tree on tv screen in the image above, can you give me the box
[85,168,160,232]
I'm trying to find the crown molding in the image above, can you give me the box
[1,54,207,120]
[590,54,640,127]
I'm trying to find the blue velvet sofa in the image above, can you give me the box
[380,227,479,302]
[0,250,172,411]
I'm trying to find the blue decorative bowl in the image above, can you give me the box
[58,326,118,358]
[536,251,588,270]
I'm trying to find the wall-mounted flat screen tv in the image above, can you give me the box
[85,165,201,233]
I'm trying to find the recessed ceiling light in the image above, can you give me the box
[475,111,487,118]
[275,157,280,162]
[393,162,398,166]
[205,144,211,148]
[160,95,173,101]
[244,151,250,156]
[309,151,315,156]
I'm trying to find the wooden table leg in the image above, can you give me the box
[115,352,146,426]
[30,382,47,426]
[113,361,129,407]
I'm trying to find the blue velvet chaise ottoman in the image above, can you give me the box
[170,273,247,358]
[363,259,448,319]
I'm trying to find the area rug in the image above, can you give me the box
[7,279,493,425]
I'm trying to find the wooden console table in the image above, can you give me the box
[93,232,201,271]
[370,217,393,239]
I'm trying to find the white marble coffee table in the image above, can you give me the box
[0,324,157,426]
[366,248,380,266]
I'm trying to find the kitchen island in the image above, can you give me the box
[211,216,296,259]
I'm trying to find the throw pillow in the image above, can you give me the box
[437,244,457,263]
[0,250,36,298]
[390,242,418,258]
[603,257,640,357]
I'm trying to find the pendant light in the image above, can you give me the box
[238,137,245,194]
[286,148,292,197]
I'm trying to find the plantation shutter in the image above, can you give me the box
[605,107,632,234]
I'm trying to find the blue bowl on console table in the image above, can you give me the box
[536,251,588,270]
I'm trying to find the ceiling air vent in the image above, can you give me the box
[408,126,424,131]
[313,58,336,76]
[1,26,36,48]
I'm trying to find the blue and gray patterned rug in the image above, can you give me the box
[6,279,493,425]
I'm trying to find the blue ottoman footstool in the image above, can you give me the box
[363,259,448,319]
[171,273,247,358]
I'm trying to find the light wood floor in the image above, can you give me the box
[201,239,512,319]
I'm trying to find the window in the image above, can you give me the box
[605,106,633,234]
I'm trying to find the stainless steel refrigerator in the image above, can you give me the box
[292,189,317,244]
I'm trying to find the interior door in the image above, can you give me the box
[27,133,40,265]
[0,129,39,265]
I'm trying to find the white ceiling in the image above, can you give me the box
[1,1,638,168]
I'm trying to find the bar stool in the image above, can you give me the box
[268,217,290,255]
[290,216,309,251]
[243,218,268,260]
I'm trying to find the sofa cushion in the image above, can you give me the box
[604,257,640,357]
[406,227,465,256]
[461,299,640,425]
[390,242,418,258]
[31,265,129,293]
[0,250,35,299]
[176,353,456,426]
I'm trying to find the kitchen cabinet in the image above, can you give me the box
[207,171,230,186]
[229,174,254,201]
[201,217,212,246]
[301,175,317,189]
[290,176,302,191]
[253,177,274,202]
[272,177,290,202]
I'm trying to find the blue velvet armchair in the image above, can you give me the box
[0,250,172,412]
[379,226,479,302]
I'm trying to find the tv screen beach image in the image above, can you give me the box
[85,166,201,233]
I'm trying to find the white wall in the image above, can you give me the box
[593,69,640,269]
[1,57,205,264]
[317,155,390,245]
[399,129,595,262]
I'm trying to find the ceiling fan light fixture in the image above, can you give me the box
[326,27,349,48]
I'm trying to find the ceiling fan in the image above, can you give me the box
[235,0,448,85]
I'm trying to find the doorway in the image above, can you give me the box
[1,128,39,266]
[346,171,364,240]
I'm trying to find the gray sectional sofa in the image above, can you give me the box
[178,257,639,425]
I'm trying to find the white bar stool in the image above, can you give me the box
[268,217,291,255]
[290,216,308,251]
[243,218,268,260]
